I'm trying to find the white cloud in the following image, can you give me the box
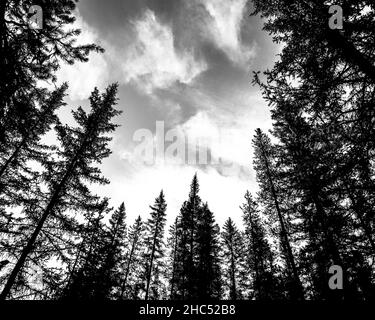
[178,111,250,170]
[94,162,252,228]
[176,90,273,171]
[122,10,207,93]
[199,0,254,65]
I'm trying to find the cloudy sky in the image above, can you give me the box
[55,0,280,227]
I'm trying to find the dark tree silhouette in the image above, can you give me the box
[241,192,282,300]
[120,216,145,300]
[142,191,167,300]
[252,129,304,300]
[0,85,121,300]
[221,218,246,300]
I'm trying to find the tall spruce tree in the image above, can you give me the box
[120,216,145,300]
[252,129,304,300]
[96,202,127,299]
[221,218,246,300]
[0,0,103,146]
[60,199,110,300]
[252,0,375,298]
[166,217,180,299]
[0,84,121,299]
[142,191,167,300]
[196,203,222,300]
[173,174,202,299]
[241,192,282,300]
[173,175,222,299]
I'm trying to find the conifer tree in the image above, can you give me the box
[221,218,245,300]
[173,175,222,300]
[60,199,110,300]
[166,217,180,299]
[173,174,202,299]
[241,192,282,300]
[120,216,145,300]
[252,0,375,82]
[0,0,103,146]
[142,191,167,300]
[96,202,127,299]
[252,129,304,300]
[0,84,121,300]
[196,203,222,300]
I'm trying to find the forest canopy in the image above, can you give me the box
[0,0,374,301]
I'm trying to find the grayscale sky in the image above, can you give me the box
[54,0,281,227]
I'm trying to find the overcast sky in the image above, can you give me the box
[55,0,280,227]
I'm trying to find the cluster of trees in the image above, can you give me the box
[0,0,375,300]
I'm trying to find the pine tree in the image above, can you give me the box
[96,202,127,299]
[0,0,103,146]
[221,218,246,300]
[251,12,375,295]
[173,175,202,299]
[166,217,180,299]
[252,129,304,300]
[173,174,203,299]
[142,191,167,300]
[241,192,282,300]
[121,216,144,300]
[60,199,111,300]
[252,0,375,82]
[172,175,222,300]
[0,84,121,300]
[0,85,68,232]
[196,203,222,300]
[120,216,145,300]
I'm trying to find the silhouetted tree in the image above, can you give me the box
[221,218,246,300]
[0,84,121,299]
[241,192,283,300]
[60,199,111,300]
[173,175,202,299]
[167,217,180,299]
[252,129,304,300]
[142,191,167,300]
[196,203,222,300]
[172,175,222,300]
[120,216,145,300]
[0,0,102,146]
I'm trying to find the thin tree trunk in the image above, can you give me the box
[0,136,27,180]
[64,213,97,293]
[120,235,138,299]
[248,211,261,298]
[259,142,304,300]
[0,162,75,299]
[169,219,179,299]
[344,180,375,254]
[0,128,92,300]
[326,30,375,83]
[0,0,9,140]
[145,219,160,300]
[229,240,237,300]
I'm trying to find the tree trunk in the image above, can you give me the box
[0,164,74,299]
[144,219,160,300]
[169,219,179,299]
[0,134,87,300]
[229,240,237,300]
[259,142,304,300]
[120,235,138,299]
